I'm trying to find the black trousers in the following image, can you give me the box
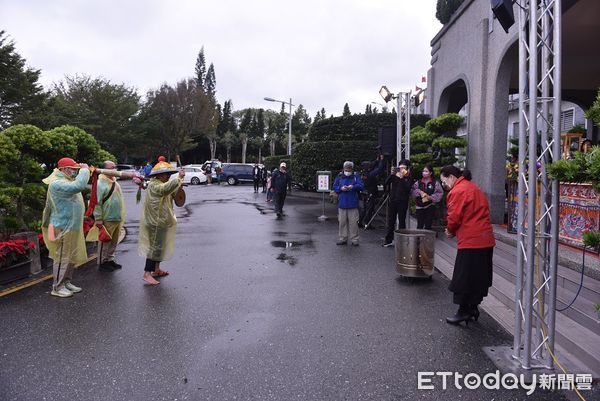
[144,258,158,272]
[253,179,260,192]
[273,191,287,214]
[416,207,435,229]
[385,200,408,243]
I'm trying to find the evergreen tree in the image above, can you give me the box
[195,47,206,90]
[0,31,47,129]
[255,108,265,139]
[205,63,216,98]
[238,109,253,134]
[292,104,311,143]
[343,103,351,117]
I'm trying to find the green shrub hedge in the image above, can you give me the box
[290,141,377,189]
[308,113,430,142]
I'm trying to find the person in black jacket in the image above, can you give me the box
[261,166,268,193]
[382,159,413,247]
[252,164,261,193]
[270,162,292,218]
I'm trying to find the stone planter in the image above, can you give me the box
[559,183,600,248]
[0,259,32,285]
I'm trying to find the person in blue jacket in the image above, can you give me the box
[333,161,365,246]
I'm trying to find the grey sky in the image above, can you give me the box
[0,0,441,118]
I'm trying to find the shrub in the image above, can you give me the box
[425,113,464,135]
[290,141,377,190]
[436,0,465,25]
[309,113,430,142]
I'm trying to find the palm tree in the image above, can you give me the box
[238,132,249,163]
[221,131,236,163]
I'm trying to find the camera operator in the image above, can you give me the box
[360,154,385,228]
[382,159,413,247]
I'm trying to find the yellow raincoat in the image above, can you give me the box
[41,168,91,265]
[138,177,182,261]
[93,174,126,241]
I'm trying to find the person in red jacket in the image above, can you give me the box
[440,165,496,325]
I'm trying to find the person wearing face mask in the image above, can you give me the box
[440,165,495,325]
[333,161,365,246]
[138,156,185,285]
[42,157,91,298]
[411,165,443,230]
[382,159,413,247]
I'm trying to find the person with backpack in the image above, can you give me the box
[333,161,365,246]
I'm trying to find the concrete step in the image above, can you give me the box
[433,239,600,378]
[493,239,600,304]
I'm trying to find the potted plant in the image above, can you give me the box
[0,239,35,285]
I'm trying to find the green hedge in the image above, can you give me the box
[263,155,289,172]
[290,141,377,189]
[308,113,430,142]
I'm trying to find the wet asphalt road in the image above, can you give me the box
[0,182,569,401]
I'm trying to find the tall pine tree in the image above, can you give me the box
[343,103,351,117]
[195,47,206,90]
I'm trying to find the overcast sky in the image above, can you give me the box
[0,0,441,118]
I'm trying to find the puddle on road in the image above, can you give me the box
[270,239,313,249]
[276,253,297,266]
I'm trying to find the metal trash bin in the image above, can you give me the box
[394,229,436,278]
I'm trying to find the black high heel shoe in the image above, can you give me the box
[446,307,474,326]
[472,306,480,322]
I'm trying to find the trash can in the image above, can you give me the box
[394,229,436,278]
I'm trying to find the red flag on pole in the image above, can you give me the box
[421,76,427,83]
[415,86,422,92]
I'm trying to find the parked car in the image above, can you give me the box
[220,163,255,185]
[169,166,208,185]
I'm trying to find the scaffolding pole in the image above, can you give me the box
[513,0,561,370]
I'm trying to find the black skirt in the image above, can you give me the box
[449,247,494,305]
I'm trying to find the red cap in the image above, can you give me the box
[57,157,80,169]
[158,156,167,162]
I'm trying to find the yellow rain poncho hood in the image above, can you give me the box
[41,168,91,265]
[138,176,182,261]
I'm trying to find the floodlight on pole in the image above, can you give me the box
[264,96,295,157]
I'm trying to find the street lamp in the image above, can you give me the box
[264,97,294,156]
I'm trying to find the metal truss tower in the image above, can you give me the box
[513,0,562,370]
[396,92,411,164]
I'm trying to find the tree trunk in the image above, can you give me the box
[226,146,231,163]
[241,139,248,164]
[258,148,262,164]
[270,139,276,156]
[209,138,217,160]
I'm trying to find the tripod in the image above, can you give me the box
[364,193,389,230]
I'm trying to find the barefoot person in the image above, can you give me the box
[42,157,91,298]
[138,157,185,285]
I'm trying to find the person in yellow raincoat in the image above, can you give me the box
[42,157,90,298]
[138,158,185,285]
[93,160,127,272]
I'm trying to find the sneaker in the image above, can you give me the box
[109,260,122,269]
[51,287,73,298]
[382,241,394,247]
[99,262,115,272]
[351,242,359,247]
[336,240,347,245]
[65,281,82,293]
[276,212,282,218]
